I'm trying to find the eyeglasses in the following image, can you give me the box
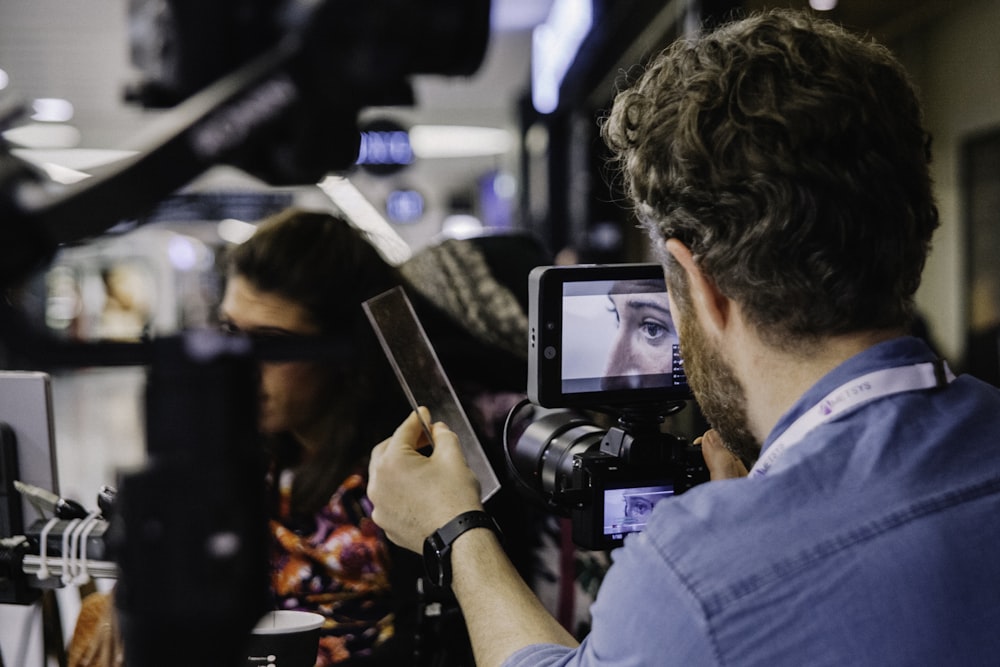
[217,320,348,362]
[218,320,309,342]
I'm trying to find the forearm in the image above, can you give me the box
[449,527,578,667]
[368,412,577,664]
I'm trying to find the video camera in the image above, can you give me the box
[126,0,490,109]
[0,0,491,288]
[506,264,708,550]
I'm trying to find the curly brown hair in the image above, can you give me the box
[601,9,938,348]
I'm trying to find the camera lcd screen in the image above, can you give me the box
[602,483,674,539]
[561,278,686,395]
[528,263,691,408]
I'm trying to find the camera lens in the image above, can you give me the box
[509,407,604,501]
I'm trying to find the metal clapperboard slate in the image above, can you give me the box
[363,286,501,502]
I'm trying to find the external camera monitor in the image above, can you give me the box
[528,263,691,408]
[0,371,60,535]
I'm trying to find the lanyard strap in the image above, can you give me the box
[749,359,955,478]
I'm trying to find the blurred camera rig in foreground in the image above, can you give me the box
[1,2,493,665]
[0,0,491,288]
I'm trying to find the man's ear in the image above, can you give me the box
[664,238,731,336]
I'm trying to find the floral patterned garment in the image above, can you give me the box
[269,468,396,666]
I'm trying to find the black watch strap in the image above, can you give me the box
[423,510,501,588]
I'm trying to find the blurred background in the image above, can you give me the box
[1,0,998,662]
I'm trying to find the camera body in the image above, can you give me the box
[509,264,707,550]
[126,0,491,108]
[571,441,706,551]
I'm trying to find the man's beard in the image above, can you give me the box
[679,311,761,466]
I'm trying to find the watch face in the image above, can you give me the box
[423,535,448,587]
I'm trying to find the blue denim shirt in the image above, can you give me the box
[506,337,1000,666]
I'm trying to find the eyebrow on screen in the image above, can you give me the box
[608,279,665,294]
[623,298,672,317]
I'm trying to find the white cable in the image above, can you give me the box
[74,512,103,585]
[60,518,81,585]
[66,514,92,584]
[35,516,60,581]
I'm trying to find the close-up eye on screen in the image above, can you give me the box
[603,484,675,538]
[560,278,685,395]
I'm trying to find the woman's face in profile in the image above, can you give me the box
[219,275,329,440]
[602,282,678,383]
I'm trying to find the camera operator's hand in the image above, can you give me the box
[368,408,484,553]
[698,429,749,480]
[372,408,578,666]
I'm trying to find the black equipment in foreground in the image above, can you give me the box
[0,0,491,289]
[0,2,492,664]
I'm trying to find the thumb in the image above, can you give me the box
[427,422,467,464]
[389,409,435,453]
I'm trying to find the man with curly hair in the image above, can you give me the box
[368,9,1000,666]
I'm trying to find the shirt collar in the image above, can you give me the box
[760,336,939,457]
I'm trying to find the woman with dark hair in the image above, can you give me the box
[219,208,437,665]
[220,208,540,665]
[68,206,543,667]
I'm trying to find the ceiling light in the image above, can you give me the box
[441,213,484,239]
[531,0,593,114]
[217,218,257,245]
[809,0,838,11]
[11,148,137,184]
[32,98,74,123]
[491,0,555,31]
[167,234,208,271]
[12,148,136,171]
[408,125,513,158]
[3,123,81,149]
[385,189,425,223]
[29,162,92,185]
[357,128,414,168]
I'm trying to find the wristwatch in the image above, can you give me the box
[423,510,502,588]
